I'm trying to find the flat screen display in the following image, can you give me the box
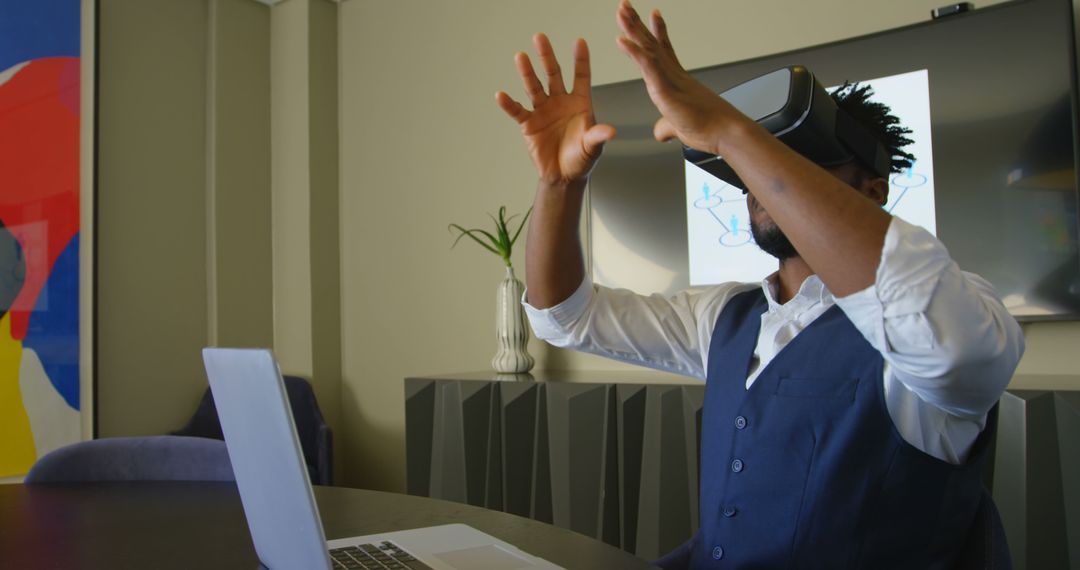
[686,70,938,286]
[589,0,1080,319]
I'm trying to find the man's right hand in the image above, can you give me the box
[496,34,616,188]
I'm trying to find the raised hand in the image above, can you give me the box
[615,0,749,155]
[496,34,616,188]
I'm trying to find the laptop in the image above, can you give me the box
[202,347,564,570]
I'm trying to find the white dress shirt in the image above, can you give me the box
[524,217,1025,464]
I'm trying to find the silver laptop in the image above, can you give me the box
[202,347,563,570]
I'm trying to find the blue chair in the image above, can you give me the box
[24,435,234,483]
[171,375,333,485]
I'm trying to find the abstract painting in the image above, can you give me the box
[0,0,84,477]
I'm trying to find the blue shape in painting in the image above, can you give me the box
[23,233,79,410]
[0,0,80,72]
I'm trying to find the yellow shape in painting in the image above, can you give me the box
[0,313,36,477]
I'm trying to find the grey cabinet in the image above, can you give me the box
[405,372,703,561]
[406,374,1080,568]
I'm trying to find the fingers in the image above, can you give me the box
[583,123,617,157]
[515,51,548,106]
[571,38,592,95]
[653,117,677,143]
[649,9,680,64]
[495,91,531,124]
[533,33,566,96]
[616,0,657,57]
[616,2,686,74]
[614,36,646,68]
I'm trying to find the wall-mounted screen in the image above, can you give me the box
[589,0,1080,320]
[686,69,938,286]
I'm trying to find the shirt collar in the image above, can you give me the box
[761,273,834,312]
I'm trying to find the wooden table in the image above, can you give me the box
[0,482,657,569]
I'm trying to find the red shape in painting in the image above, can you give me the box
[0,57,80,340]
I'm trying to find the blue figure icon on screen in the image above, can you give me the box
[887,160,928,213]
[692,176,752,247]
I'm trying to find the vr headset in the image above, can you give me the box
[683,66,891,191]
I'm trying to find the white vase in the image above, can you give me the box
[492,266,534,374]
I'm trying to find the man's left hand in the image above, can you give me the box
[615,0,750,155]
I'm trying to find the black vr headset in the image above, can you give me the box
[684,66,891,191]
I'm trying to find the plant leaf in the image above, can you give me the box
[448,224,501,256]
[472,227,509,256]
[448,205,530,267]
[509,206,532,247]
[488,212,511,254]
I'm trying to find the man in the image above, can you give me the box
[497,1,1024,568]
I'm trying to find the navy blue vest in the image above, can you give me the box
[689,289,992,569]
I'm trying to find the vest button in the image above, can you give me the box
[731,459,744,473]
[735,415,747,429]
[723,505,737,517]
[712,545,724,559]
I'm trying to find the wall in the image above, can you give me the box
[97,0,276,437]
[270,0,343,477]
[94,0,341,466]
[97,0,213,436]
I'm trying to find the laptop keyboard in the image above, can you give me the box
[330,541,434,570]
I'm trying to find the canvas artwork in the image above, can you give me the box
[0,0,84,477]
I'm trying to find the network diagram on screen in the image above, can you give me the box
[685,69,936,286]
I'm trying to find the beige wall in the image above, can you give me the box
[94,0,1080,492]
[97,0,275,436]
[97,0,212,436]
[95,0,341,458]
[270,0,343,477]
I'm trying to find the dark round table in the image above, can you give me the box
[0,482,657,569]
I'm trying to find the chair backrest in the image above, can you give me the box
[172,375,333,485]
[24,435,234,483]
[953,488,1013,570]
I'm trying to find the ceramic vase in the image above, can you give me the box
[492,266,534,374]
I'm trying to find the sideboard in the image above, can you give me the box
[405,371,1079,567]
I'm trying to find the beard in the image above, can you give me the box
[751,219,799,260]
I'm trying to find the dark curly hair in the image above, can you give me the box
[830,82,916,175]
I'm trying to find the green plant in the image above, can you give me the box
[449,206,532,268]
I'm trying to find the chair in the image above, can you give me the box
[953,488,1013,570]
[172,375,333,485]
[24,435,234,483]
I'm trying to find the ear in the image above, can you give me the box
[862,176,889,207]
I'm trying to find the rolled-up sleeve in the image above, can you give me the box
[523,277,595,343]
[835,217,1025,419]
[523,277,754,379]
